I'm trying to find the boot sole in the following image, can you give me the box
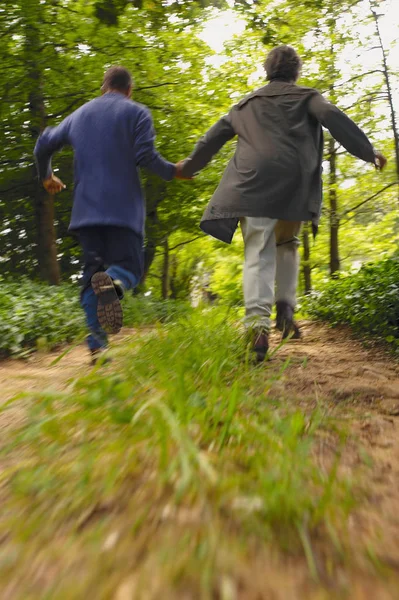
[91,272,123,334]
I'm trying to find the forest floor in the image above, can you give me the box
[1,320,399,599]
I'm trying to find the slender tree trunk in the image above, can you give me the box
[329,137,340,276]
[169,254,178,299]
[370,1,399,189]
[35,190,61,284]
[141,233,157,284]
[161,238,169,300]
[23,0,60,284]
[327,35,340,278]
[302,222,312,294]
[140,176,166,285]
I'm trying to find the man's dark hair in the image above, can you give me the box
[264,46,302,82]
[101,66,133,93]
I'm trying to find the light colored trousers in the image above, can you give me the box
[241,217,302,330]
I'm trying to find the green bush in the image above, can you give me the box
[123,296,193,326]
[0,279,85,357]
[0,279,193,358]
[305,258,399,349]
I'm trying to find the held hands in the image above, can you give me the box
[43,173,66,194]
[374,152,387,171]
[175,160,193,180]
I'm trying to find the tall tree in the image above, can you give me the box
[369,0,399,191]
[22,0,60,284]
[0,0,232,283]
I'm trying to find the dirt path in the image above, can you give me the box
[1,321,399,598]
[0,329,136,403]
[270,320,399,597]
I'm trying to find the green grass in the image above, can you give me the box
[0,309,356,598]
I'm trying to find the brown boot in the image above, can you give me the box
[276,300,301,340]
[91,272,123,334]
[90,348,112,366]
[251,328,269,362]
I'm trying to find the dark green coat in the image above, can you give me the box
[181,81,376,243]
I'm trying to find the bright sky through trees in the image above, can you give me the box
[201,0,398,111]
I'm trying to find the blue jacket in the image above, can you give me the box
[34,92,176,236]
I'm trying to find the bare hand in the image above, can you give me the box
[374,152,387,171]
[43,173,66,194]
[175,160,193,180]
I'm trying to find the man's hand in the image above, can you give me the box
[43,173,66,194]
[175,160,193,180]
[374,152,387,171]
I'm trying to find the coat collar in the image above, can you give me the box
[236,82,317,108]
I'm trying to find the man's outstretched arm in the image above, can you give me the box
[309,93,386,169]
[34,117,71,193]
[179,114,236,179]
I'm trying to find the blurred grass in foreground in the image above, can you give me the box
[0,308,356,598]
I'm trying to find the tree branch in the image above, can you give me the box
[320,69,384,94]
[136,82,179,91]
[341,181,399,218]
[169,235,204,251]
[0,181,33,194]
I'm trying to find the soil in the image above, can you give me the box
[1,321,399,599]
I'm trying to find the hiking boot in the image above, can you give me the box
[91,272,123,334]
[276,300,301,340]
[251,328,269,363]
[90,348,111,366]
[113,279,125,300]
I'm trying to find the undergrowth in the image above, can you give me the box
[305,257,399,351]
[0,309,355,598]
[0,277,191,358]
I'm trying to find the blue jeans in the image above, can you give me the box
[77,227,143,351]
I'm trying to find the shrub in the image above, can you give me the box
[0,279,85,357]
[305,258,399,350]
[0,279,192,358]
[123,296,193,326]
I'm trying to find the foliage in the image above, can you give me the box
[0,309,354,596]
[123,296,193,325]
[1,0,398,300]
[305,257,399,349]
[0,279,191,357]
[0,279,85,357]
[0,0,238,280]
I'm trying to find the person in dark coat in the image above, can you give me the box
[34,66,186,362]
[180,46,387,361]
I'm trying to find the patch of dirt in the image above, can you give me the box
[0,329,137,404]
[268,321,399,598]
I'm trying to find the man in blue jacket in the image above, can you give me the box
[35,66,184,362]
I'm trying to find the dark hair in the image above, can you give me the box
[101,66,133,92]
[264,46,302,82]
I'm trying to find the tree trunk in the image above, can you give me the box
[23,0,60,284]
[140,176,167,285]
[161,238,169,300]
[302,222,312,294]
[329,137,340,276]
[370,1,399,190]
[169,254,178,299]
[35,189,61,284]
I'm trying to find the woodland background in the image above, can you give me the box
[0,0,398,305]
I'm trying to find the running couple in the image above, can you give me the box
[34,45,387,363]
